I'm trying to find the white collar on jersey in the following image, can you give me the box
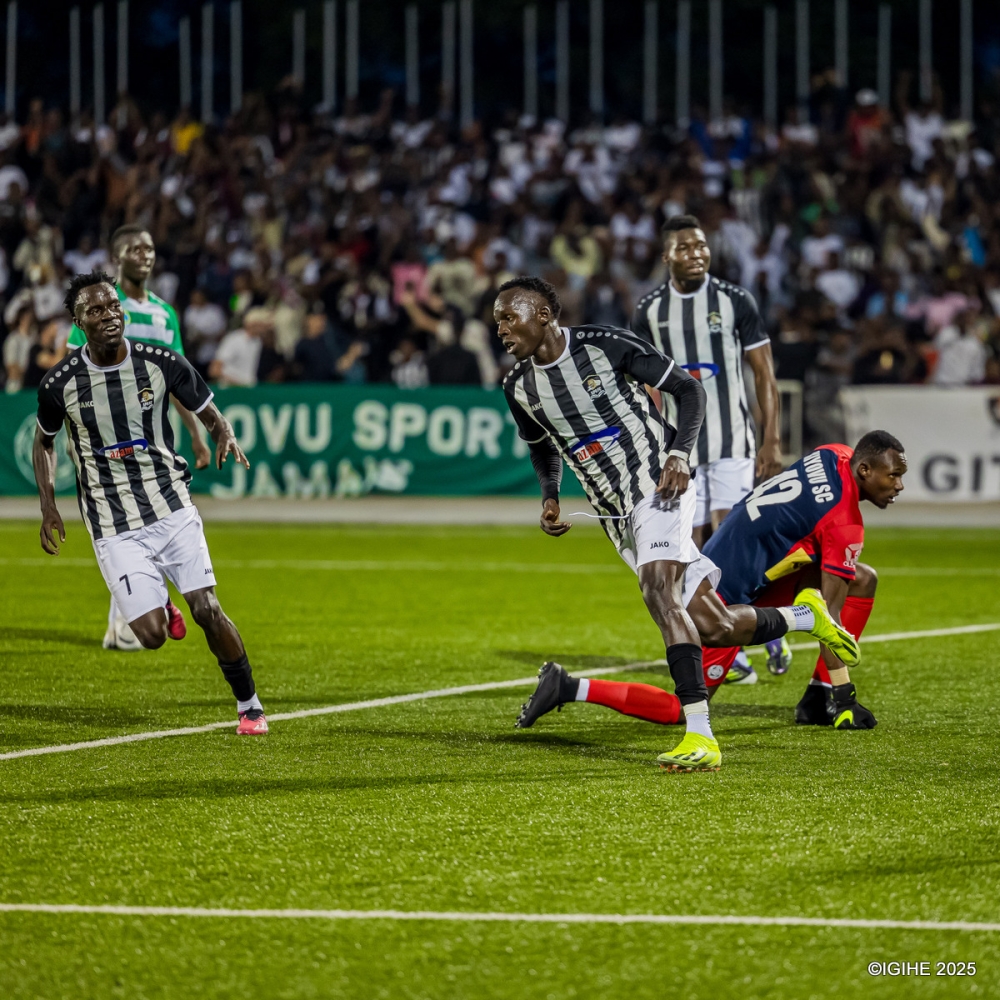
[668,276,709,299]
[532,327,572,369]
[81,337,133,372]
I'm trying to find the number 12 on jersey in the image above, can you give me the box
[745,467,836,521]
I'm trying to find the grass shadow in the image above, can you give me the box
[0,703,151,727]
[0,626,101,650]
[0,768,613,806]
[496,650,652,670]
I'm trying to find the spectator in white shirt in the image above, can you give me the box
[904,103,943,172]
[815,252,862,311]
[933,312,986,386]
[800,216,845,270]
[63,233,110,276]
[184,288,228,367]
[209,307,271,387]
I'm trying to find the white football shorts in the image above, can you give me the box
[614,485,721,607]
[92,506,217,623]
[694,456,755,527]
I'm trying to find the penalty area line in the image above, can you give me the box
[0,902,997,933]
[1,622,998,763]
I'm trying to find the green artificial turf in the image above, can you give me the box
[0,519,998,999]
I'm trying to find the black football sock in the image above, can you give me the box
[218,653,255,703]
[667,643,713,738]
[560,671,581,702]
[750,607,789,645]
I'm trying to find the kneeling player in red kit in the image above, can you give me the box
[520,431,905,733]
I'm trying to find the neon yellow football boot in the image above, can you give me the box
[794,588,861,667]
[656,733,722,772]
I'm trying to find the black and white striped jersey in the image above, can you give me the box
[502,325,705,538]
[35,340,213,539]
[631,275,768,467]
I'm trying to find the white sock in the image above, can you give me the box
[779,605,815,632]
[237,694,263,714]
[108,596,119,630]
[575,678,590,702]
[683,700,714,739]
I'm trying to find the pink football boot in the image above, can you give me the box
[237,709,269,735]
[165,601,187,640]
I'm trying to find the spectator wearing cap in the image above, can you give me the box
[209,307,272,387]
[847,89,890,159]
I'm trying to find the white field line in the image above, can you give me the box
[0,902,997,933]
[0,556,621,574]
[4,556,1000,576]
[1,623,998,764]
[0,662,654,762]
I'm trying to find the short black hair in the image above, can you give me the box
[64,269,116,317]
[111,223,150,255]
[661,214,703,240]
[496,275,562,318]
[854,430,904,465]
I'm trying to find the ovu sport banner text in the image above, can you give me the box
[0,385,585,499]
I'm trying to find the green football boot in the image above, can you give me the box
[656,732,722,772]
[794,588,861,667]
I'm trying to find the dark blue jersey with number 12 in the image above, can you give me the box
[703,444,865,606]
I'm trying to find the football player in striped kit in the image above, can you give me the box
[632,215,788,683]
[497,277,858,772]
[33,271,268,735]
[66,225,211,651]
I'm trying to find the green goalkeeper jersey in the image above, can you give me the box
[67,284,184,355]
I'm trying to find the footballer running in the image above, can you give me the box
[33,271,268,735]
[66,225,212,651]
[495,276,859,772]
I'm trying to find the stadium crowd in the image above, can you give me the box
[2,69,1000,443]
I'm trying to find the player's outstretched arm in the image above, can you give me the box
[528,437,570,536]
[172,396,212,469]
[745,344,783,482]
[196,402,251,471]
[656,364,705,500]
[32,426,65,555]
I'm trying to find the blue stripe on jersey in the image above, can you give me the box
[703,448,844,605]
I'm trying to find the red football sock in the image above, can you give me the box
[812,595,875,685]
[702,646,740,688]
[585,678,681,725]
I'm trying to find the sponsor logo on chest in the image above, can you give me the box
[571,427,621,463]
[97,438,149,460]
[583,375,606,400]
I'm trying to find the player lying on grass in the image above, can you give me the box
[496,276,858,772]
[66,225,212,651]
[32,270,269,735]
[520,433,904,735]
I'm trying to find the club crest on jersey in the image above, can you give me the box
[137,387,154,412]
[571,426,620,463]
[583,375,606,400]
[707,311,723,334]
